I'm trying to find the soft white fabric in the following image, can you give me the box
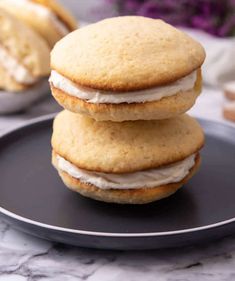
[182,28,235,87]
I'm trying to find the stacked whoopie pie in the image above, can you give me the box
[50,16,206,204]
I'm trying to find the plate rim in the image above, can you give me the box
[0,113,235,238]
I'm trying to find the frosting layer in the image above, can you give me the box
[57,154,196,189]
[49,70,197,104]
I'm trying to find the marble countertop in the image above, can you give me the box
[0,88,234,281]
[0,218,234,281]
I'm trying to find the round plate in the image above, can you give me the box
[0,115,235,250]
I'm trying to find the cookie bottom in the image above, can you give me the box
[52,153,201,204]
[50,73,202,122]
[51,88,200,122]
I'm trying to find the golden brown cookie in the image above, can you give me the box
[51,110,204,204]
[51,17,205,90]
[52,110,204,173]
[50,16,205,121]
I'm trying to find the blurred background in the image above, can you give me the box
[62,0,235,37]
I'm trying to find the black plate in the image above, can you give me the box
[0,114,235,250]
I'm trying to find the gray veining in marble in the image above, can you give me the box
[0,218,234,281]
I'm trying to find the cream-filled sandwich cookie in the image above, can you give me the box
[51,110,204,204]
[0,0,77,48]
[0,9,50,92]
[50,16,205,122]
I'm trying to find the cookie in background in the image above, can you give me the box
[0,0,78,48]
[0,9,50,113]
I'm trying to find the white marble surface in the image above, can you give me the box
[0,88,235,280]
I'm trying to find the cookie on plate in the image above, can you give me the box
[51,110,204,204]
[50,16,205,122]
[0,0,77,48]
[0,9,50,92]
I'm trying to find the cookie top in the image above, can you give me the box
[52,110,204,173]
[51,16,205,91]
[0,9,50,77]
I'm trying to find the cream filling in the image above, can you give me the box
[6,0,70,36]
[0,46,38,85]
[49,70,197,104]
[57,154,196,190]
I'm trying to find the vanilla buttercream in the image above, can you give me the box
[49,70,197,104]
[56,154,196,190]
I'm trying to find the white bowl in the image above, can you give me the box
[0,79,50,114]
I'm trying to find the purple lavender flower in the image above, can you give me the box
[103,0,235,37]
